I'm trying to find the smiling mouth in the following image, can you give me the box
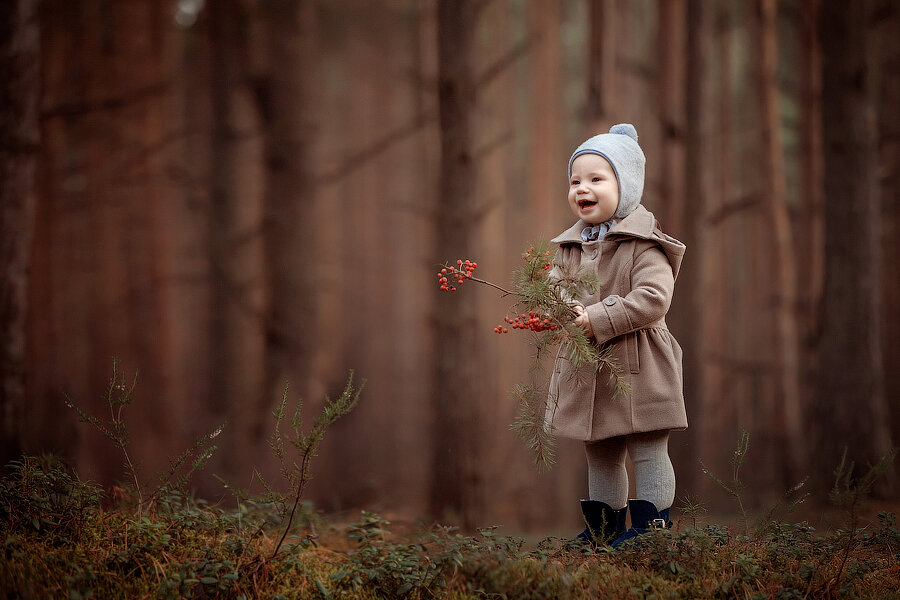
[578,199,597,209]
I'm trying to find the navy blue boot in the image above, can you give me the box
[575,500,627,546]
[611,499,672,548]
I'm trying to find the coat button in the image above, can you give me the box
[604,296,617,306]
[590,249,599,260]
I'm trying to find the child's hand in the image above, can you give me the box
[573,304,594,339]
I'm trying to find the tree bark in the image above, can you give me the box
[816,0,892,489]
[0,0,40,466]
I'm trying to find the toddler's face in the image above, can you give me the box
[568,154,619,225]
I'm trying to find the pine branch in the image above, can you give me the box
[508,384,556,471]
[267,373,364,559]
[438,241,630,470]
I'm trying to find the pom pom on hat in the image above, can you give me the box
[568,123,645,219]
[608,123,638,142]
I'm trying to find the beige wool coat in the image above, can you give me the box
[545,205,688,442]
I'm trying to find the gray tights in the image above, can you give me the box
[584,430,675,510]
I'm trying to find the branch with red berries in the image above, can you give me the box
[437,259,512,295]
[437,246,585,352]
[436,241,628,470]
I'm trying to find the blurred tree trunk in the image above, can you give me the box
[528,0,561,231]
[302,0,356,508]
[698,0,732,495]
[798,0,824,439]
[473,0,529,527]
[816,0,892,489]
[874,0,900,458]
[757,0,803,487]
[0,0,40,465]
[208,0,266,474]
[430,0,484,527]
[655,0,693,489]
[259,0,318,437]
[672,0,710,496]
[656,0,686,234]
[29,0,176,483]
[585,0,615,131]
[28,0,96,471]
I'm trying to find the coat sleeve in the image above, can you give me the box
[585,243,675,344]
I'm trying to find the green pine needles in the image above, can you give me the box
[509,383,557,471]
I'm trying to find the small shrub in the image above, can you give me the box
[0,455,103,543]
[65,358,225,516]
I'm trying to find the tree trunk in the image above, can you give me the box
[28,0,176,483]
[585,0,616,130]
[655,0,686,235]
[672,0,710,498]
[528,0,561,232]
[259,0,318,439]
[207,0,267,477]
[816,0,892,489]
[874,0,900,460]
[0,0,40,466]
[655,0,691,486]
[798,0,824,447]
[757,0,803,487]
[430,0,483,528]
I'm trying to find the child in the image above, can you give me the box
[545,123,687,547]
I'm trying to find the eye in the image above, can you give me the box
[570,179,580,186]
[592,177,601,182]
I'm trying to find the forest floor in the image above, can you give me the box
[2,456,899,599]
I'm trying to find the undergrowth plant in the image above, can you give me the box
[64,358,225,516]
[10,357,900,598]
[257,373,364,558]
[699,429,752,535]
[438,241,627,470]
[3,433,900,599]
[0,455,103,543]
[827,446,898,595]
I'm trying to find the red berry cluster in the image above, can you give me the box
[437,259,477,292]
[523,246,552,271]
[495,311,558,333]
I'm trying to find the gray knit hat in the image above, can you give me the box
[567,123,645,219]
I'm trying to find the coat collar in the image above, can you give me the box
[551,204,656,244]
